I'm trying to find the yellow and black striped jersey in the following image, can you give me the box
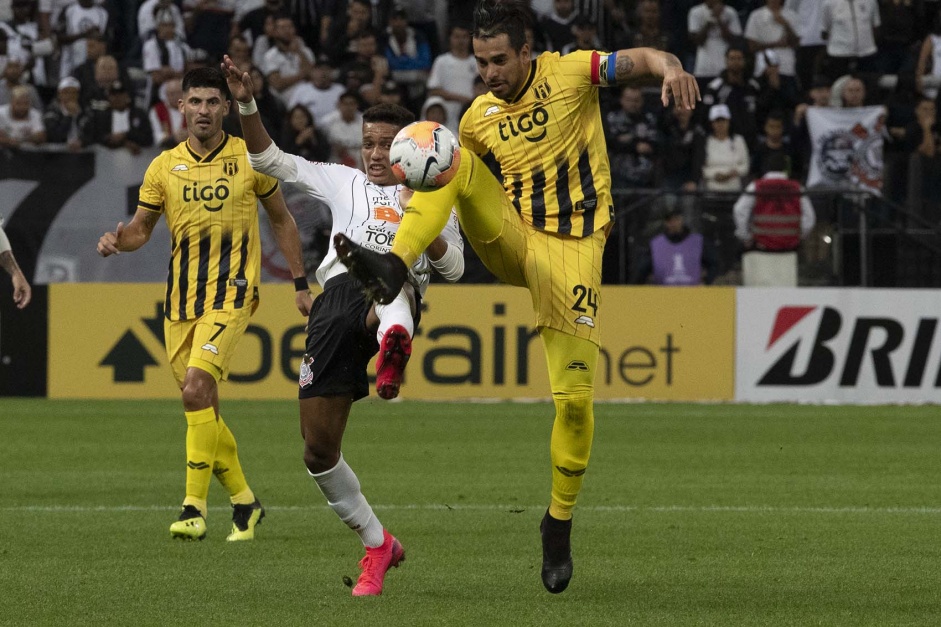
[459,50,616,238]
[138,134,279,321]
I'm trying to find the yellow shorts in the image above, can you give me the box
[455,159,606,346]
[164,308,252,385]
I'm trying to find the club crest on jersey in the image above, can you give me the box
[299,354,314,387]
[531,79,551,101]
[223,158,239,176]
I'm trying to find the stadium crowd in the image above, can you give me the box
[1,0,940,282]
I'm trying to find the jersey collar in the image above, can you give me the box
[185,132,229,163]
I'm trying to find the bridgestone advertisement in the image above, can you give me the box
[736,288,941,404]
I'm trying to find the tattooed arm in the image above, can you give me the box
[0,227,31,309]
[97,207,162,257]
[611,48,700,110]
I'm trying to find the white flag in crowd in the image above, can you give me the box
[806,106,885,195]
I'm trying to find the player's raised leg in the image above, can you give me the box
[371,288,416,400]
[302,396,405,596]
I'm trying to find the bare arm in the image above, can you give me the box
[96,208,161,256]
[222,55,274,155]
[0,227,31,309]
[614,48,700,110]
[260,187,312,317]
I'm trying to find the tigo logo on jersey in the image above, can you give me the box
[182,177,231,212]
[498,106,549,143]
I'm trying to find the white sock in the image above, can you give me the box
[374,289,414,344]
[308,454,385,548]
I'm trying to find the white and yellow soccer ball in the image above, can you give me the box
[389,121,461,192]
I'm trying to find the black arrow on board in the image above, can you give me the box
[142,301,165,344]
[99,330,158,382]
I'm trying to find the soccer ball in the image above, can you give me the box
[389,121,461,192]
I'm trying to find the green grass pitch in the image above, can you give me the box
[0,399,938,626]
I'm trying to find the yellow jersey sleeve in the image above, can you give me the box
[253,170,279,200]
[138,152,167,214]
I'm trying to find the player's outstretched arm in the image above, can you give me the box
[260,188,313,317]
[612,48,700,110]
[96,208,160,257]
[221,55,274,155]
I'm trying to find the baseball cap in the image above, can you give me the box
[58,76,81,91]
[709,103,731,121]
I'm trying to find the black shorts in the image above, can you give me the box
[298,274,378,401]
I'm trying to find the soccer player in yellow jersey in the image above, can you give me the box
[97,67,313,541]
[336,0,700,593]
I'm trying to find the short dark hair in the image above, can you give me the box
[473,0,531,52]
[765,109,785,124]
[362,103,415,129]
[182,67,231,101]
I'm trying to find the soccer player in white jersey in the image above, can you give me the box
[222,55,464,597]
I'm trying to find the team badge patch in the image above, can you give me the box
[531,79,551,100]
[223,158,239,176]
[299,354,314,387]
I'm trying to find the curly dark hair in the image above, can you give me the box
[362,103,415,130]
[473,0,532,52]
[182,67,232,101]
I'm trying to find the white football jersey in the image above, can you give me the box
[279,153,463,293]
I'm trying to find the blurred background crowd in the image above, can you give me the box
[1,0,940,286]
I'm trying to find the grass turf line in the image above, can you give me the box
[0,399,938,626]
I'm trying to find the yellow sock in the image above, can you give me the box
[541,328,598,521]
[213,415,255,505]
[183,407,218,517]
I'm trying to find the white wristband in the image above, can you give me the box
[237,99,258,116]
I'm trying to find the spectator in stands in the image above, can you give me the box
[149,77,185,149]
[539,0,578,52]
[0,84,45,147]
[322,0,372,66]
[750,109,791,177]
[288,57,344,126]
[688,0,743,80]
[754,49,801,127]
[820,0,880,80]
[421,95,448,125]
[695,103,750,191]
[7,0,54,95]
[835,76,866,108]
[247,64,285,140]
[238,0,283,47]
[907,96,939,158]
[785,0,826,92]
[0,57,41,108]
[384,6,431,111]
[561,16,601,54]
[80,79,152,154]
[78,54,129,112]
[43,75,83,149]
[635,207,718,285]
[661,104,701,192]
[320,90,362,167]
[733,152,816,286]
[378,79,405,106]
[744,0,799,100]
[915,15,941,101]
[425,23,476,133]
[57,0,110,78]
[876,0,923,75]
[339,28,389,106]
[632,0,672,52]
[606,85,660,189]
[251,14,276,69]
[225,34,252,72]
[792,74,832,179]
[182,0,234,61]
[142,5,190,94]
[138,0,185,43]
[264,14,314,106]
[280,103,330,162]
[701,45,760,148]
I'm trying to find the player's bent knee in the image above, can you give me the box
[181,365,218,411]
[551,392,594,429]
